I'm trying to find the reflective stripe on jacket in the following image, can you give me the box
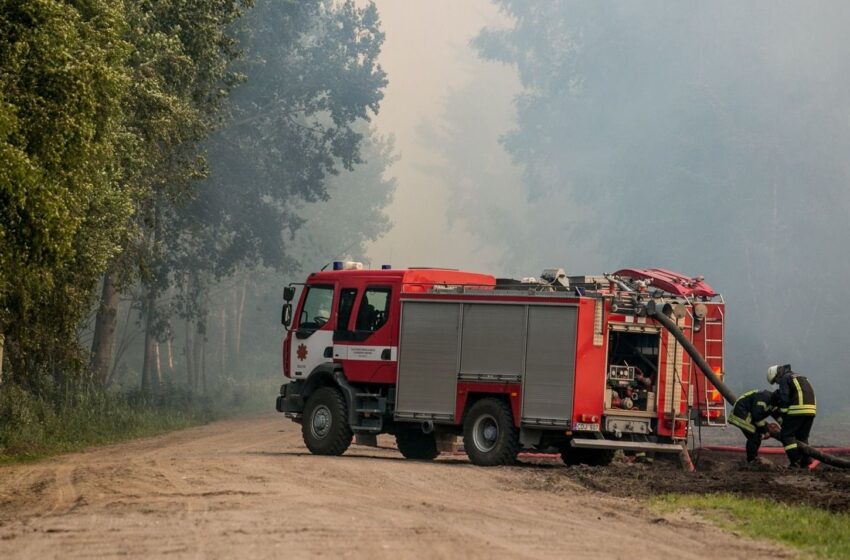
[730,389,777,433]
[777,374,816,416]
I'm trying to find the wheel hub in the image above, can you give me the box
[311,405,332,439]
[473,414,499,453]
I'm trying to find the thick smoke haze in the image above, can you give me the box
[363,0,513,270]
[365,1,850,415]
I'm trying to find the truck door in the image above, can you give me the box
[291,284,336,379]
[333,285,397,383]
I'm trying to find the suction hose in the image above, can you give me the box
[645,300,850,469]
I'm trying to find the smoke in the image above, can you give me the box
[366,1,850,415]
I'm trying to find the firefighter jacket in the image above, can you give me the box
[776,373,816,416]
[729,390,777,434]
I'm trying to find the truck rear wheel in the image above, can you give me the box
[302,386,352,456]
[463,398,519,466]
[395,428,440,460]
[560,445,615,467]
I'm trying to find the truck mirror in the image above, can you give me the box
[283,286,296,302]
[281,303,292,327]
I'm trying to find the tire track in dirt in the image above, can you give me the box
[0,415,792,559]
[47,465,79,516]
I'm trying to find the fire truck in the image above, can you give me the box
[276,264,727,466]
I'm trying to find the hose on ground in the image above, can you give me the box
[646,301,850,469]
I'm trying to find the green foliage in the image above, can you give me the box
[189,0,386,266]
[0,0,131,382]
[291,126,397,268]
[653,493,850,559]
[0,0,249,387]
[1,0,390,407]
[167,0,388,325]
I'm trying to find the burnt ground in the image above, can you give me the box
[521,448,850,513]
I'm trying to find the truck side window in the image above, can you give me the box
[355,288,391,333]
[299,285,334,330]
[337,288,357,331]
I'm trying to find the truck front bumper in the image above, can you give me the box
[276,381,305,414]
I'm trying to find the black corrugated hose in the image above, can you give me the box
[646,301,850,469]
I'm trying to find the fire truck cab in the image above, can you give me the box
[277,264,727,466]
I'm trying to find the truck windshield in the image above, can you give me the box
[299,285,334,330]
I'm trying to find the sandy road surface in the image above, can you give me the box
[0,415,786,559]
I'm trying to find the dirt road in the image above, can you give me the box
[0,415,786,559]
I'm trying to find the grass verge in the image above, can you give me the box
[652,493,850,559]
[0,377,277,463]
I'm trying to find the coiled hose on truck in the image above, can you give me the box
[645,301,850,469]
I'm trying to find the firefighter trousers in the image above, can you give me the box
[738,428,763,462]
[779,415,814,466]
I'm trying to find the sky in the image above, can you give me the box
[362,0,518,271]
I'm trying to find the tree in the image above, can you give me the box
[181,0,387,273]
[161,0,387,387]
[181,125,396,385]
[0,0,130,386]
[87,0,247,389]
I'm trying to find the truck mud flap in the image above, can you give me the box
[570,438,685,454]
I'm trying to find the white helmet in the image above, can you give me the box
[766,365,780,384]
[767,364,790,384]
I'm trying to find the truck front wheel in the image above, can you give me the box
[463,398,519,466]
[395,428,440,460]
[302,386,352,456]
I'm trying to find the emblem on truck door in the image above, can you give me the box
[297,344,308,361]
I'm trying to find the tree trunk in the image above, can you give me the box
[235,282,247,366]
[106,302,135,387]
[201,334,207,394]
[0,332,5,385]
[185,318,194,390]
[154,342,162,385]
[90,270,120,384]
[220,305,227,379]
[166,338,174,374]
[193,321,204,392]
[141,291,158,392]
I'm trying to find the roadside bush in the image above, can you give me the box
[0,376,275,462]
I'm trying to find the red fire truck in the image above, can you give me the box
[276,264,727,466]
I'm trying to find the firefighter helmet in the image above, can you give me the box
[767,365,780,384]
[767,364,790,384]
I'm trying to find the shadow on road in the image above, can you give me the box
[245,449,567,470]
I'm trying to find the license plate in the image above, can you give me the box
[574,422,600,432]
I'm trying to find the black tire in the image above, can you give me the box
[560,445,615,467]
[302,386,352,456]
[395,428,440,461]
[463,398,519,466]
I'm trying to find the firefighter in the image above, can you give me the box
[767,364,817,467]
[728,389,779,465]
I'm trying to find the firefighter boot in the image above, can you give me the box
[742,456,772,470]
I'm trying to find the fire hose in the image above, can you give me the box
[645,300,850,469]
